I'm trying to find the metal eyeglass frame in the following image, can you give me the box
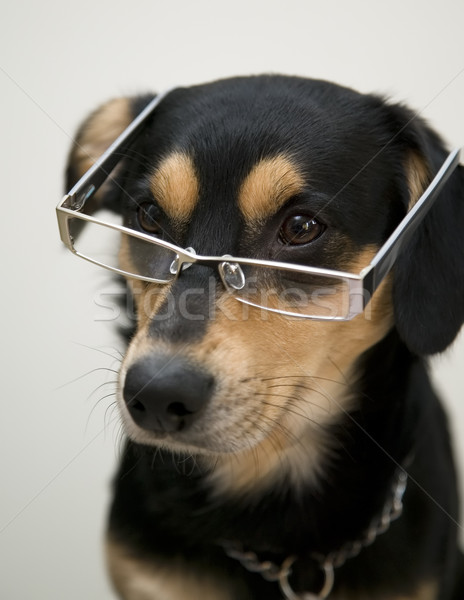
[56,89,461,321]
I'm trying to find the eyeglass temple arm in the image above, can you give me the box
[62,88,175,211]
[361,148,461,300]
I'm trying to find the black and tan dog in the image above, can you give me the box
[64,76,464,599]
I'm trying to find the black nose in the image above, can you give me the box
[123,355,214,433]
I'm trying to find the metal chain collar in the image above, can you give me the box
[223,468,408,600]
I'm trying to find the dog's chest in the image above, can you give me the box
[107,537,437,600]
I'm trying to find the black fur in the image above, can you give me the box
[65,75,464,599]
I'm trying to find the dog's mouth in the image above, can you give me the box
[116,350,341,495]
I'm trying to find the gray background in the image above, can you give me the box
[2,1,463,598]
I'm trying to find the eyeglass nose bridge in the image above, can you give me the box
[218,256,246,291]
[170,250,246,291]
[169,247,197,276]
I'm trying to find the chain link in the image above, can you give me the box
[328,468,408,569]
[223,543,288,582]
[222,467,408,599]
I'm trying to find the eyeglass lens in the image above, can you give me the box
[68,214,352,318]
[68,212,177,282]
[221,262,351,319]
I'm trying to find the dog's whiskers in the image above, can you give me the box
[86,389,118,433]
[54,366,120,391]
[70,340,124,363]
[171,453,198,477]
[260,383,334,414]
[103,400,119,428]
[257,374,349,387]
[258,412,300,450]
[260,398,326,430]
[87,379,119,400]
[262,386,333,406]
[151,446,163,470]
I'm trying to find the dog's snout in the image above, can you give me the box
[123,355,214,434]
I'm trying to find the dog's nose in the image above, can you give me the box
[123,355,214,433]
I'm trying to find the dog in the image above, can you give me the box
[61,75,464,599]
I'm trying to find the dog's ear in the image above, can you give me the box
[388,105,464,355]
[65,97,134,197]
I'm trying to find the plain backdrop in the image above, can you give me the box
[1,1,463,598]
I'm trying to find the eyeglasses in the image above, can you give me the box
[57,89,461,321]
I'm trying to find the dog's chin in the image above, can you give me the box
[119,412,261,456]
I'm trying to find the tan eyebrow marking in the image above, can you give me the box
[238,155,305,222]
[149,152,199,222]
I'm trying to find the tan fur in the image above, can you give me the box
[149,153,199,222]
[407,152,431,210]
[118,234,173,330]
[238,155,305,221]
[70,97,132,183]
[106,538,236,600]
[118,246,394,495]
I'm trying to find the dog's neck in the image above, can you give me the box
[221,464,409,600]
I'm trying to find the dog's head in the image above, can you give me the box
[65,76,464,493]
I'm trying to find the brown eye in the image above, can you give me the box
[279,215,325,245]
[138,202,161,234]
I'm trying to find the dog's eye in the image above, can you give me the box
[279,215,325,245]
[137,202,161,234]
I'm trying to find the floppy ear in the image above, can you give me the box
[390,107,464,355]
[65,97,134,196]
